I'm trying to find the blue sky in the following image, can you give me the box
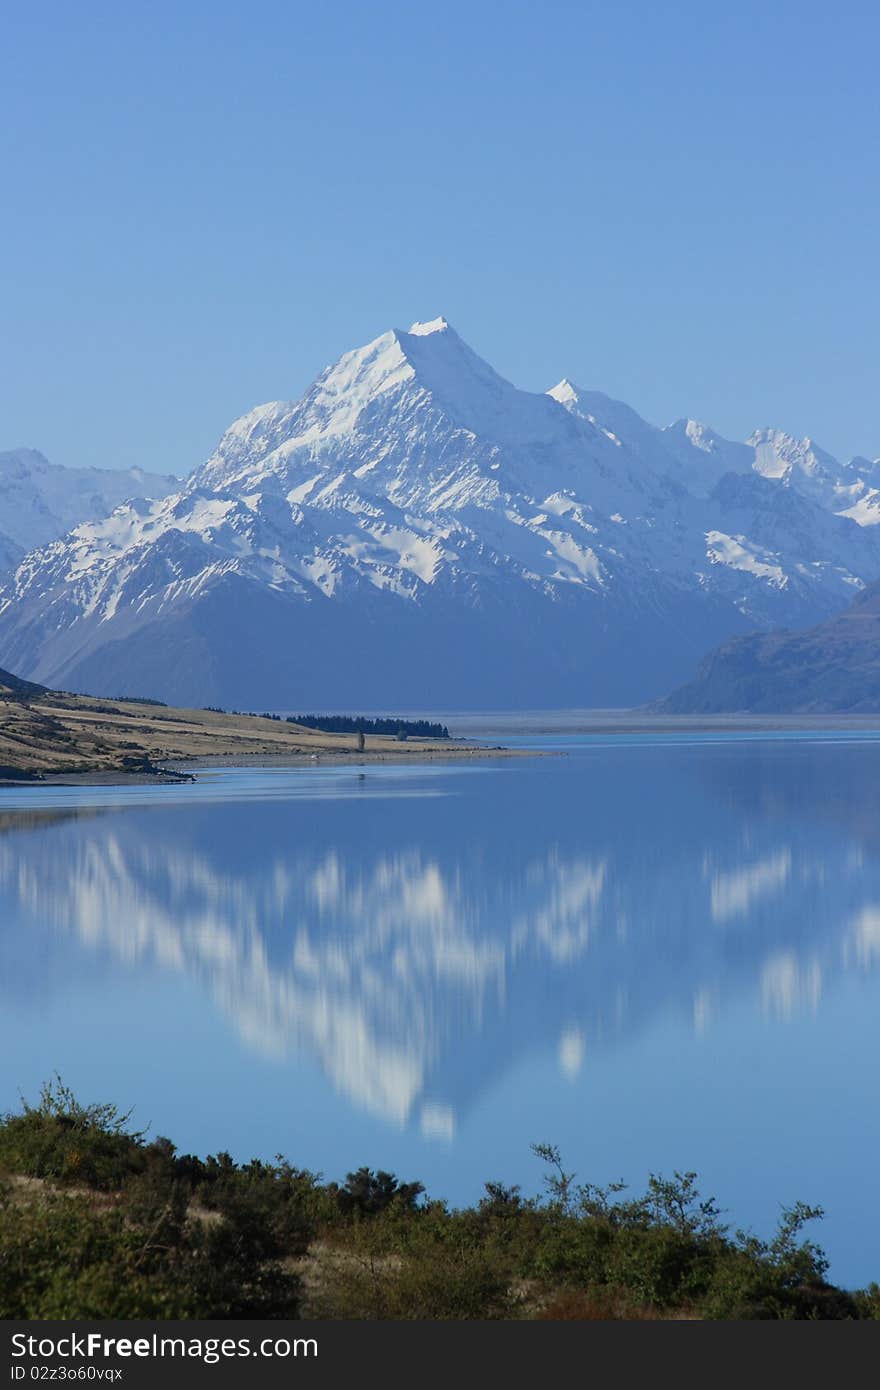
[2,0,878,473]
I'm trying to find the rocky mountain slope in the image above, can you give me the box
[0,319,877,709]
[658,580,880,713]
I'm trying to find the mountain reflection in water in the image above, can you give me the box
[1,740,879,1132]
[3,737,880,1284]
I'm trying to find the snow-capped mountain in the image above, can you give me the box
[0,448,178,574]
[0,318,877,709]
[749,428,880,524]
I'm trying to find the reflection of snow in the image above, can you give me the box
[420,1103,455,1141]
[845,907,880,968]
[0,818,878,1131]
[558,1028,585,1079]
[515,853,606,960]
[759,952,822,1019]
[710,849,791,922]
[693,988,713,1035]
[0,835,604,1128]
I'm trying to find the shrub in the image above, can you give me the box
[0,1086,871,1321]
[0,1186,300,1318]
[308,1207,516,1320]
[0,1077,148,1190]
[332,1167,425,1219]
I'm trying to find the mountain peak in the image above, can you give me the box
[748,426,796,448]
[748,427,840,483]
[665,417,722,451]
[6,317,880,713]
[408,316,451,337]
[0,448,53,477]
[547,379,579,406]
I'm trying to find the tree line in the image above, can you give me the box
[287,714,450,739]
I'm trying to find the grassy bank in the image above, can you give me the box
[1,1080,877,1320]
[0,666,490,780]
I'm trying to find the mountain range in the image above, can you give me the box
[1,318,878,709]
[0,448,176,574]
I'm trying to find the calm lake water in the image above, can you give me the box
[2,730,879,1286]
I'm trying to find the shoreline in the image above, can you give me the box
[444,710,880,736]
[167,744,534,768]
[0,743,539,789]
[0,680,546,787]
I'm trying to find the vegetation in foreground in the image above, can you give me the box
[1,1080,878,1321]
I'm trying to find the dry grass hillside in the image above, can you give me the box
[0,668,486,780]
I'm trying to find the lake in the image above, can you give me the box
[1,728,879,1287]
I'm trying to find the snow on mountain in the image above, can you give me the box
[0,320,877,709]
[195,317,673,514]
[548,381,753,499]
[0,448,178,571]
[749,428,880,524]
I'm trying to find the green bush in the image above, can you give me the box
[0,1084,874,1321]
[309,1205,516,1319]
[331,1167,425,1219]
[0,1077,149,1189]
[853,1283,880,1319]
[191,1152,326,1253]
[0,1186,299,1318]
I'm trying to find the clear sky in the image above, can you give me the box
[2,0,878,474]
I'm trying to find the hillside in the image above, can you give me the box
[658,581,880,713]
[0,665,47,700]
[0,668,482,780]
[1,318,879,710]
